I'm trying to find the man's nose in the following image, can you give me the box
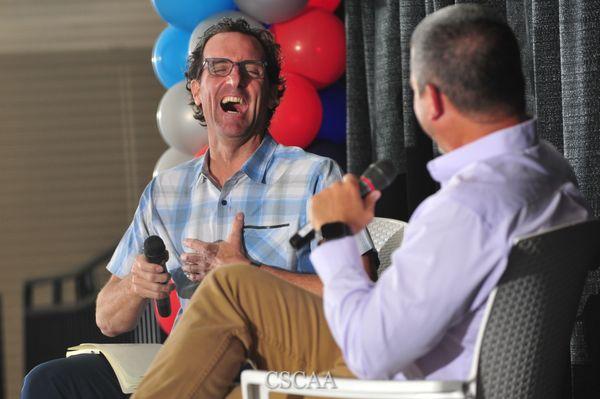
[225,64,249,87]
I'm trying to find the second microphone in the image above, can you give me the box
[289,160,398,250]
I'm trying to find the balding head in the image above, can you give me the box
[411,4,525,118]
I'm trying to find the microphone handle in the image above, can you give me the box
[146,254,171,318]
[289,223,316,250]
[156,295,171,318]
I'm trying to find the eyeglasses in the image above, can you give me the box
[201,58,267,79]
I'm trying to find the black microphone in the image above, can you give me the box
[289,160,398,250]
[143,235,171,317]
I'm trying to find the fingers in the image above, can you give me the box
[364,190,381,214]
[183,238,208,251]
[180,251,214,265]
[180,213,248,279]
[356,190,381,233]
[310,173,381,233]
[341,174,380,213]
[342,173,360,187]
[226,212,244,248]
[132,255,169,283]
[180,241,216,267]
[181,259,212,281]
[130,255,172,299]
[180,242,217,282]
[131,281,173,300]
[180,267,207,282]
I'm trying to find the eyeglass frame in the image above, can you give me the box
[199,57,268,79]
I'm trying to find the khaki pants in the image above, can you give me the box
[133,264,354,399]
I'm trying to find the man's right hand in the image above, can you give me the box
[180,212,250,282]
[130,254,175,299]
[309,174,381,233]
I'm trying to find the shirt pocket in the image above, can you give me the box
[243,224,291,269]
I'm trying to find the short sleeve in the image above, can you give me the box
[106,180,155,277]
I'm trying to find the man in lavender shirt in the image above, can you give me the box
[134,4,591,398]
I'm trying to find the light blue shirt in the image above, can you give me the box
[107,134,373,311]
[311,120,590,380]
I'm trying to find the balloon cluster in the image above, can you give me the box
[151,0,347,176]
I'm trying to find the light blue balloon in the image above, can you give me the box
[152,26,191,89]
[152,0,237,32]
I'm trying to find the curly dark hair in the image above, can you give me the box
[186,18,285,129]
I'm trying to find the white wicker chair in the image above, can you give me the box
[366,217,407,275]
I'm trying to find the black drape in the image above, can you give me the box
[345,0,600,396]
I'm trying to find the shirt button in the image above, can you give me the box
[221,199,227,206]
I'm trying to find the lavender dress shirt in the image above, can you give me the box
[310,120,590,381]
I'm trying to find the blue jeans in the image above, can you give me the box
[21,354,128,399]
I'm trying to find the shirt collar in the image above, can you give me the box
[427,119,538,185]
[196,134,278,185]
[196,151,210,184]
[240,134,278,183]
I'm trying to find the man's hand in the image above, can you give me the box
[130,255,174,299]
[309,174,381,233]
[181,212,251,281]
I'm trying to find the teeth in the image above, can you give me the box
[221,96,243,105]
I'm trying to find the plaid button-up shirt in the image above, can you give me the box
[107,135,373,309]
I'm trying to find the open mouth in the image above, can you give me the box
[220,96,245,114]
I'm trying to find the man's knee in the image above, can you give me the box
[22,360,63,398]
[22,355,124,399]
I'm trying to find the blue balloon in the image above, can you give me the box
[152,0,236,32]
[152,26,191,89]
[316,81,346,144]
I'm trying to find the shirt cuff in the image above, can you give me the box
[310,236,362,284]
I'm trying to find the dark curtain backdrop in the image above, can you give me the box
[344,0,600,396]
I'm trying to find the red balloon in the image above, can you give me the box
[271,9,346,89]
[154,282,181,335]
[270,73,322,148]
[307,0,340,12]
[194,144,208,158]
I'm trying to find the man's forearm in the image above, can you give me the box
[259,266,324,296]
[96,275,147,337]
[258,254,375,297]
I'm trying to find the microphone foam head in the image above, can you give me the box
[144,235,166,257]
[364,160,398,190]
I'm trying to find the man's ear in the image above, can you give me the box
[266,83,280,110]
[268,94,280,110]
[425,83,444,120]
[190,80,202,107]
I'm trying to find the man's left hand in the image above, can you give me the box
[181,212,250,281]
[310,174,381,234]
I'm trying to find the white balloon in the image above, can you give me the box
[188,11,264,55]
[234,0,308,24]
[153,147,195,178]
[156,80,208,155]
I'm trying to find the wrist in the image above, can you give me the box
[318,222,352,244]
[125,275,140,298]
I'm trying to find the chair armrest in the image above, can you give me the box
[241,370,468,399]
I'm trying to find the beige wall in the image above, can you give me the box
[0,1,167,397]
[0,1,162,54]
